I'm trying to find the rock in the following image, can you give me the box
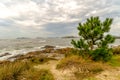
[7,54,24,60]
[42,45,55,49]
[0,53,11,57]
[26,51,41,56]
[41,48,55,53]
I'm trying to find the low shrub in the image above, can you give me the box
[29,57,50,64]
[91,48,113,62]
[56,55,85,69]
[112,46,120,55]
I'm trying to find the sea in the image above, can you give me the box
[0,38,120,61]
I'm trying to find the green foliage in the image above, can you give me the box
[71,16,115,61]
[108,55,120,67]
[91,48,112,61]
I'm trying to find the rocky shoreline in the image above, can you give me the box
[0,45,72,62]
[0,44,119,61]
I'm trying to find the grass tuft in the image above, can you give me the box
[0,61,30,80]
[19,69,55,80]
[57,55,107,80]
[108,55,120,67]
[0,57,55,80]
[56,55,85,69]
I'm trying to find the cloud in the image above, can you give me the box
[0,0,120,38]
[43,21,79,37]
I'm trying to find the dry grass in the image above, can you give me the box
[0,57,55,80]
[57,55,85,69]
[57,55,108,80]
[0,61,30,80]
[74,62,105,80]
[18,69,55,80]
[55,47,74,54]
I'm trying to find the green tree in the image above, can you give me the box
[71,16,115,61]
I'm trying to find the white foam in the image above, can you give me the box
[0,46,44,61]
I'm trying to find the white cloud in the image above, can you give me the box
[0,0,119,38]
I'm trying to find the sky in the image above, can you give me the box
[0,0,120,39]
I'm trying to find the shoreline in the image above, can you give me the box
[0,45,72,61]
[0,44,120,61]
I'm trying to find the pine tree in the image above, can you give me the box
[71,16,115,61]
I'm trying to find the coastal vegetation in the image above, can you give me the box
[0,16,120,80]
[0,46,120,80]
[0,58,55,80]
[56,16,120,79]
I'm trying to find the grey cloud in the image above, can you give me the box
[0,0,120,38]
[44,21,78,37]
[0,19,14,27]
